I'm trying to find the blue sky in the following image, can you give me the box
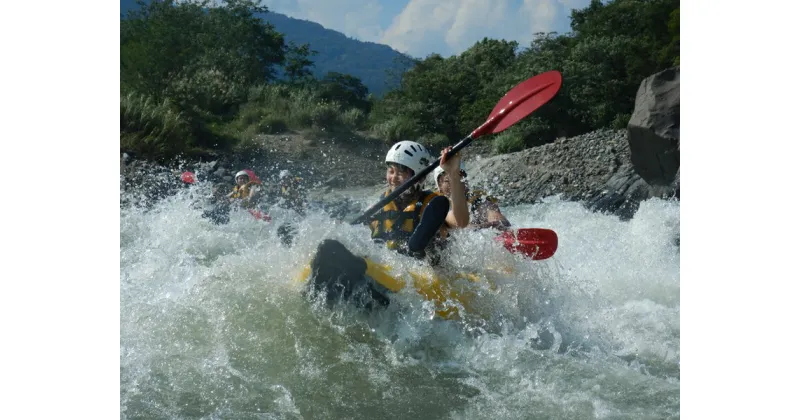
[259,0,593,58]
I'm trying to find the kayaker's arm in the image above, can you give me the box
[440,148,469,228]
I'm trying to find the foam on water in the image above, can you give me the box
[121,182,679,419]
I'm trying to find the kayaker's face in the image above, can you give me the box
[437,174,451,196]
[437,170,468,197]
[236,175,249,186]
[386,164,412,191]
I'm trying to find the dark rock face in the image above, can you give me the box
[627,67,680,186]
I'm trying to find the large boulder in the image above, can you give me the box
[627,67,680,185]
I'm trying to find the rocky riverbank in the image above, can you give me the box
[120,127,676,220]
[466,128,679,220]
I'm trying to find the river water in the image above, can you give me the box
[120,181,679,419]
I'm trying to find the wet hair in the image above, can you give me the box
[387,162,414,176]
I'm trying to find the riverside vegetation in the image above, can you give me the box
[120,0,679,163]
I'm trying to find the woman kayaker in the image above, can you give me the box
[368,141,469,258]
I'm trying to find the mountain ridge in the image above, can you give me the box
[119,0,415,96]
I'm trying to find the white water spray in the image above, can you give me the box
[121,182,679,419]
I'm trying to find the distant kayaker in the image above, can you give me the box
[367,141,469,258]
[276,169,308,216]
[433,162,511,230]
[228,169,263,209]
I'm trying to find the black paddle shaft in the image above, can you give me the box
[349,135,475,225]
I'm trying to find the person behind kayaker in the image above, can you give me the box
[367,140,469,258]
[276,169,308,215]
[228,170,263,209]
[433,161,511,230]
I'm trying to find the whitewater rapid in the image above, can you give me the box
[120,182,679,419]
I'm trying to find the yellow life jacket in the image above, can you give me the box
[231,181,261,207]
[369,189,442,250]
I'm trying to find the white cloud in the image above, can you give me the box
[378,0,459,56]
[259,0,591,58]
[521,0,560,31]
[381,0,588,57]
[445,0,510,53]
[557,0,590,10]
[260,0,386,42]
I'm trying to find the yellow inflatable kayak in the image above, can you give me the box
[296,239,509,319]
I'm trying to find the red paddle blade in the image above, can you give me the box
[495,228,558,260]
[472,71,562,138]
[515,228,557,243]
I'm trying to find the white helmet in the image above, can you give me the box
[235,170,249,179]
[433,160,467,188]
[385,141,432,175]
[279,169,290,179]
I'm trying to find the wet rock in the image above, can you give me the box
[627,66,680,186]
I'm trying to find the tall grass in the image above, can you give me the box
[228,85,368,138]
[120,92,192,160]
[492,131,526,154]
[368,115,421,143]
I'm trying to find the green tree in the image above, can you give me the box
[665,8,679,66]
[456,38,520,134]
[284,41,317,84]
[399,54,480,139]
[564,35,649,128]
[570,0,679,71]
[121,0,287,114]
[318,72,371,112]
